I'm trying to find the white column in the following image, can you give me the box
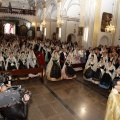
[57,0,62,40]
[83,0,96,48]
[41,1,47,39]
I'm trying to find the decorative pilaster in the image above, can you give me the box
[112,0,120,45]
[79,0,87,46]
[79,0,87,27]
[92,0,102,47]
[41,1,47,38]
[57,0,62,39]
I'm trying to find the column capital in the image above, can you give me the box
[57,0,62,3]
[42,1,46,8]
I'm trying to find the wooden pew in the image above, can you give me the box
[3,67,44,82]
[72,63,85,70]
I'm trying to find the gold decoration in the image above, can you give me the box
[57,19,64,28]
[57,0,62,3]
[42,1,46,8]
[104,89,120,120]
[41,20,47,28]
[105,22,115,34]
[92,0,102,48]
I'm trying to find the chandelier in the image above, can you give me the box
[105,3,115,34]
[41,20,47,28]
[105,22,115,34]
[57,19,64,28]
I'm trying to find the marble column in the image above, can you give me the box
[112,0,120,45]
[84,0,96,48]
[57,0,62,40]
[92,0,102,48]
[41,1,47,38]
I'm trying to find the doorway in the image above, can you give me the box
[99,36,110,46]
[67,34,76,43]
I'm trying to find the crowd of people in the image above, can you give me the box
[0,35,37,71]
[83,45,120,90]
[0,34,86,81]
[0,34,120,120]
[0,34,120,83]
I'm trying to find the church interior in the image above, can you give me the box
[0,0,120,120]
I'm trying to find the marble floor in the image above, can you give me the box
[14,73,109,120]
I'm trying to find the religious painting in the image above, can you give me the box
[101,12,112,32]
[78,27,83,36]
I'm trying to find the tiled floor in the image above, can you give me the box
[14,73,108,120]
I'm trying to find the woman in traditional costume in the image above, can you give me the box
[37,51,46,67]
[88,50,98,63]
[72,48,82,71]
[27,49,37,68]
[3,49,9,61]
[5,52,18,70]
[92,57,105,84]
[45,47,51,65]
[83,55,97,81]
[18,52,27,69]
[61,54,76,79]
[102,52,108,64]
[99,60,116,89]
[104,66,120,120]
[0,52,5,71]
[46,50,62,81]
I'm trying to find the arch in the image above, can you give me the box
[19,25,28,36]
[67,34,76,43]
[47,3,55,13]
[62,0,80,13]
[36,9,41,16]
[67,4,80,18]
[40,9,43,20]
[52,32,57,40]
[27,28,35,37]
[99,35,110,46]
[51,9,57,20]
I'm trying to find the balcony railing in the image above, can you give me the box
[0,7,35,16]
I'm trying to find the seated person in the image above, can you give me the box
[83,55,97,81]
[5,52,18,70]
[99,60,116,89]
[0,52,5,71]
[18,52,27,69]
[92,57,105,84]
[27,49,37,68]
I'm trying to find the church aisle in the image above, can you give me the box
[14,74,107,120]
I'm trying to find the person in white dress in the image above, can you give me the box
[72,48,82,71]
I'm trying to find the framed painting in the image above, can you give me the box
[101,12,112,32]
